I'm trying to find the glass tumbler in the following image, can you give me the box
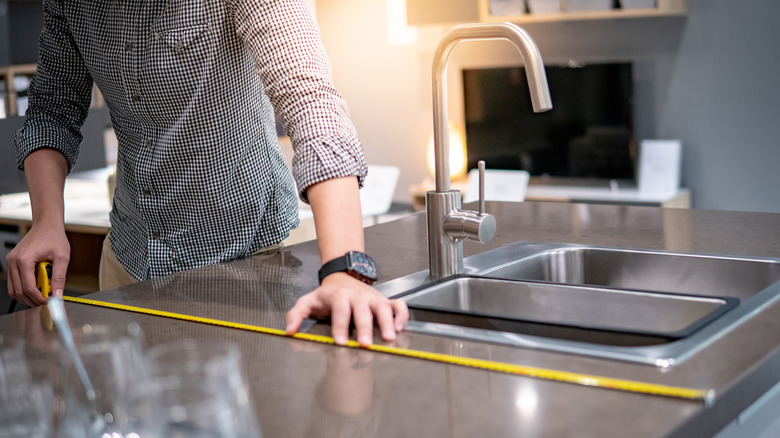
[149,339,262,438]
[0,335,29,398]
[0,336,55,438]
[56,322,163,438]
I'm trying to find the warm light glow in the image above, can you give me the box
[427,121,468,181]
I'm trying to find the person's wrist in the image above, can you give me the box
[318,251,377,285]
[31,216,65,231]
[320,271,358,285]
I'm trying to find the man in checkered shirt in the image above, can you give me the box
[7,0,408,345]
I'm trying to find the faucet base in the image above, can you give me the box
[426,190,464,280]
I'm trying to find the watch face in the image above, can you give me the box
[349,251,377,284]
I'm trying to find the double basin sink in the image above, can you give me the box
[376,242,780,366]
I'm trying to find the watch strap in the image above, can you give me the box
[318,251,377,285]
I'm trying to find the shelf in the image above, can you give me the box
[407,0,481,26]
[1,64,105,117]
[410,182,690,210]
[406,0,686,26]
[0,64,36,117]
[0,64,37,76]
[478,0,686,24]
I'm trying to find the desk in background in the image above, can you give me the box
[1,168,414,296]
[0,175,111,295]
[410,181,691,210]
[525,185,691,208]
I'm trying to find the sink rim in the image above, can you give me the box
[478,244,780,301]
[376,241,780,367]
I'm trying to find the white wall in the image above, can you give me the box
[316,0,780,213]
[316,0,442,203]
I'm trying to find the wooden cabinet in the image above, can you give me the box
[406,0,686,25]
[0,221,105,295]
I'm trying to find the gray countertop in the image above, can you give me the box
[4,201,780,437]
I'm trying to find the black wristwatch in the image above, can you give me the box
[318,251,377,285]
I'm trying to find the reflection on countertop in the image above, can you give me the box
[3,201,780,437]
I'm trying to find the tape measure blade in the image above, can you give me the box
[60,296,712,403]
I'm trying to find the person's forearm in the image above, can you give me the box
[306,176,364,263]
[288,176,409,345]
[24,148,68,228]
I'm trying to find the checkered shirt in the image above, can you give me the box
[15,0,367,281]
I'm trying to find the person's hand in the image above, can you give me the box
[286,273,409,347]
[6,224,70,306]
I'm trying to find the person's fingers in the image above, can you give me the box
[7,258,17,300]
[20,259,46,306]
[329,294,352,345]
[286,295,316,335]
[371,298,397,342]
[8,263,31,307]
[285,312,305,336]
[352,298,374,347]
[50,255,69,298]
[287,281,409,347]
[390,299,410,332]
[6,252,19,300]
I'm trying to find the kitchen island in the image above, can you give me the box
[3,201,780,437]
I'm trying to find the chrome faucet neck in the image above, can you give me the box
[426,23,552,280]
[431,22,552,192]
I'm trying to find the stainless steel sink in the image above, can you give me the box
[376,241,780,366]
[398,276,738,346]
[478,245,780,301]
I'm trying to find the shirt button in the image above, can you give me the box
[142,189,151,196]
[174,40,184,50]
[132,94,141,103]
[124,42,134,52]
[144,139,153,148]
[152,231,160,239]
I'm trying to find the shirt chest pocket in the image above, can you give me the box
[145,0,215,122]
[152,0,209,52]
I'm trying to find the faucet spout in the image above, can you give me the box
[432,22,552,192]
[426,23,551,280]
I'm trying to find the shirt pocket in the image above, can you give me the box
[152,0,209,52]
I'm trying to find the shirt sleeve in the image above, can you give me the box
[14,0,94,173]
[230,0,367,202]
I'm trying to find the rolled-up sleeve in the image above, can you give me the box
[231,0,367,202]
[14,0,94,173]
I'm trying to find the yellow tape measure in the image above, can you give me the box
[37,261,53,297]
[36,262,714,404]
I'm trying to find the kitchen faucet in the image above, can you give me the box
[427,22,553,280]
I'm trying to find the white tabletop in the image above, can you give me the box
[525,185,690,204]
[0,178,112,230]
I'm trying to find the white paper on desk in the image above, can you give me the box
[463,169,529,203]
[638,140,682,194]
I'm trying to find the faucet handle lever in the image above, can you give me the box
[478,160,486,215]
